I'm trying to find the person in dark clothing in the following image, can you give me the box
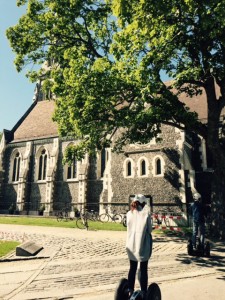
[189,192,206,249]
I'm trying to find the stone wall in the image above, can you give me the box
[1,183,17,212]
[86,179,103,211]
[0,125,188,216]
[108,125,183,214]
[29,182,45,211]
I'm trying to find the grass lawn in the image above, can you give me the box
[0,240,20,258]
[0,215,190,234]
[0,216,127,231]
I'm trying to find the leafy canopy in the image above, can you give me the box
[7,0,225,160]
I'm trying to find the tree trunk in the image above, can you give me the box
[204,78,225,240]
[210,161,225,240]
[207,137,225,240]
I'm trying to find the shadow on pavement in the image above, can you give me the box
[174,239,225,278]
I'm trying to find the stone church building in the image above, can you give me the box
[0,88,215,221]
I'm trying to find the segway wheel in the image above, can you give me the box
[130,290,142,300]
[114,278,129,300]
[187,239,193,256]
[197,242,204,257]
[204,241,210,257]
[147,283,161,300]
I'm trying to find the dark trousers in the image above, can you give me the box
[128,260,148,292]
[192,221,205,248]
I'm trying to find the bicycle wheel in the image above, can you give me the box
[56,212,63,222]
[113,214,123,223]
[91,211,100,221]
[86,211,96,222]
[122,216,127,227]
[99,213,109,223]
[76,217,86,229]
[64,211,69,221]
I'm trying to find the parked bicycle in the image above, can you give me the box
[119,210,129,227]
[85,209,100,221]
[122,213,127,227]
[56,208,70,222]
[151,212,174,228]
[76,211,89,230]
[121,212,171,228]
[99,210,123,223]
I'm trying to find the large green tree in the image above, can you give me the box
[7,0,225,238]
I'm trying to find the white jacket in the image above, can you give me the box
[126,207,152,262]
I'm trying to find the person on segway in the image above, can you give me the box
[126,194,153,299]
[189,192,207,250]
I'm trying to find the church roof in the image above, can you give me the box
[12,100,58,142]
[174,82,225,123]
[180,91,208,122]
[9,85,225,143]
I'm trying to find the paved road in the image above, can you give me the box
[0,224,225,300]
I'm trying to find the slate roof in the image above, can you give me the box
[9,85,225,143]
[179,84,225,123]
[12,100,58,142]
[180,91,208,122]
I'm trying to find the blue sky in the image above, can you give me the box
[0,0,35,132]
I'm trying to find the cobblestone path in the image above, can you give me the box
[0,226,224,300]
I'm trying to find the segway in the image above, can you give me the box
[187,237,210,257]
[114,278,161,300]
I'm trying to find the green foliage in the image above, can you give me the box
[63,142,90,163]
[6,0,225,159]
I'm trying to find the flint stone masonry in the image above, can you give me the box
[16,240,43,256]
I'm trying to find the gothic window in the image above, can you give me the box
[127,161,132,176]
[97,148,109,178]
[141,160,146,176]
[67,157,77,179]
[152,155,165,177]
[38,149,47,180]
[64,144,81,181]
[137,157,148,177]
[123,158,134,178]
[156,158,161,175]
[100,148,106,178]
[12,152,21,182]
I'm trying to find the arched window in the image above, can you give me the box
[100,148,106,178]
[123,158,134,178]
[67,157,77,179]
[152,155,165,177]
[12,152,21,182]
[127,161,132,176]
[38,149,47,180]
[96,148,108,179]
[141,160,146,176]
[156,158,162,175]
[137,157,148,177]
